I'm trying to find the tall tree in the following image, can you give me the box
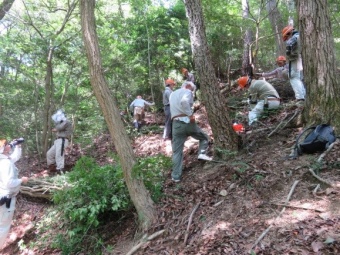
[266,0,285,56]
[296,0,340,126]
[0,0,14,21]
[241,0,253,75]
[183,0,239,155]
[80,0,157,230]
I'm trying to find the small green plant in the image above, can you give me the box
[132,154,172,202]
[36,156,132,255]
[215,147,237,159]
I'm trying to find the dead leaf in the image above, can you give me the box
[311,240,324,252]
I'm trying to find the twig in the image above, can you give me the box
[183,202,200,246]
[317,139,339,163]
[125,229,165,255]
[250,180,299,252]
[308,168,333,187]
[269,202,325,212]
[312,184,320,196]
[268,109,299,138]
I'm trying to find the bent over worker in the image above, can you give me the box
[47,110,73,174]
[129,95,155,131]
[169,81,212,182]
[256,56,289,81]
[238,76,281,126]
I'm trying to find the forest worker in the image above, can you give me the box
[256,56,289,81]
[169,81,212,182]
[0,139,29,248]
[181,68,195,84]
[129,95,155,131]
[282,25,306,102]
[163,78,176,140]
[238,76,281,126]
[47,110,73,174]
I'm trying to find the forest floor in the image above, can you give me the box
[2,80,340,255]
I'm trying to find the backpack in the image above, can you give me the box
[293,124,336,157]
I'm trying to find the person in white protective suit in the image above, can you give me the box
[46,110,73,174]
[0,139,28,248]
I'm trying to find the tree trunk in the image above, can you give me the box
[42,47,55,156]
[241,0,253,76]
[183,0,239,156]
[0,0,14,21]
[80,0,156,230]
[296,0,340,126]
[266,0,285,56]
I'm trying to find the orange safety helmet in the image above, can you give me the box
[276,56,286,62]
[181,68,188,74]
[282,25,294,41]
[238,76,249,88]
[165,78,175,85]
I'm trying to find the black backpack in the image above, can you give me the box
[293,124,336,157]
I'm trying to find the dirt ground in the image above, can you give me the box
[2,82,340,255]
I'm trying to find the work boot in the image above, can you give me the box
[57,169,65,175]
[48,164,57,173]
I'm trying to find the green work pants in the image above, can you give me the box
[171,120,209,180]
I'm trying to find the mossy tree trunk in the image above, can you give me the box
[297,0,340,127]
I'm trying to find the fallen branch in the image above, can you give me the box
[317,139,339,163]
[250,180,299,252]
[125,229,165,255]
[269,202,325,213]
[183,202,200,246]
[268,109,299,138]
[20,178,69,200]
[308,168,333,187]
[312,184,320,197]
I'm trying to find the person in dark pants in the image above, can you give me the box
[47,110,73,174]
[163,78,176,140]
[169,81,212,182]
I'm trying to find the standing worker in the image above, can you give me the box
[0,138,28,248]
[282,25,306,102]
[169,81,212,182]
[47,110,73,174]
[129,95,155,131]
[238,76,281,126]
[256,56,289,81]
[163,79,176,140]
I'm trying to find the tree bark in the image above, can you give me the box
[80,0,156,230]
[296,0,340,126]
[241,0,252,76]
[183,0,239,156]
[266,0,285,56]
[0,0,14,21]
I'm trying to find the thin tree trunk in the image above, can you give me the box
[266,0,285,56]
[80,0,156,230]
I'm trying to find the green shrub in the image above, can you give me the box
[132,154,171,202]
[50,156,131,254]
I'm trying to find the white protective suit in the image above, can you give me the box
[0,146,22,248]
